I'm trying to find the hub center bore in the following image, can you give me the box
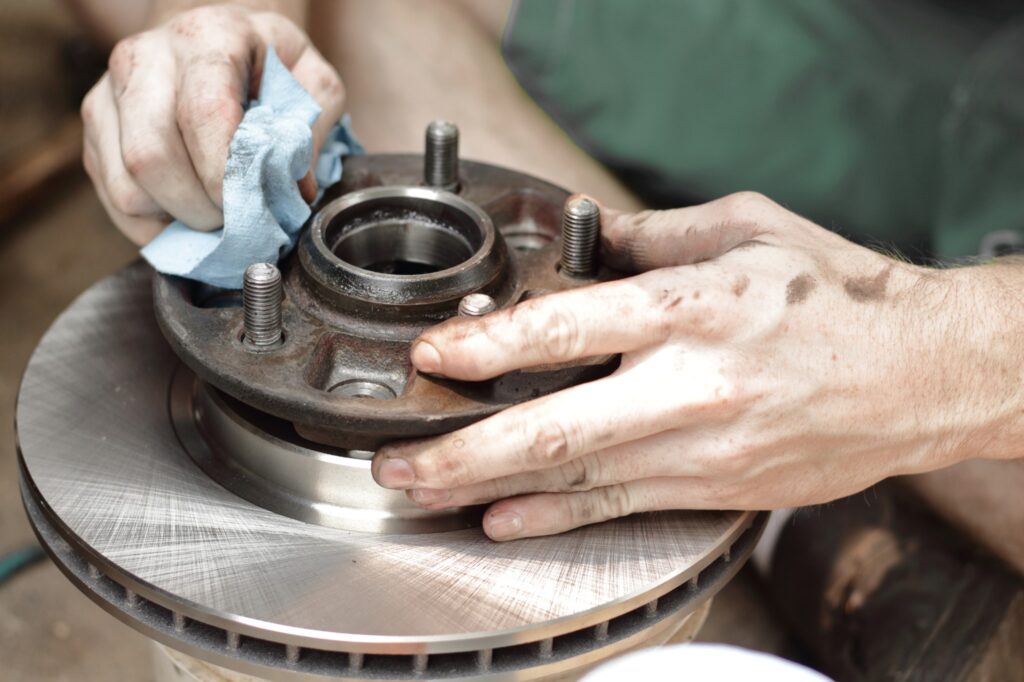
[301,186,505,314]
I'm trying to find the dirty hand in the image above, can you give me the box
[371,191,1019,541]
[81,5,344,244]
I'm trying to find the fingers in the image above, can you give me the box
[405,430,706,508]
[373,369,683,491]
[109,35,224,230]
[82,76,169,244]
[249,12,345,194]
[287,44,346,157]
[411,266,725,380]
[82,75,160,218]
[84,142,169,245]
[84,6,343,240]
[599,191,786,272]
[175,49,248,209]
[481,477,727,540]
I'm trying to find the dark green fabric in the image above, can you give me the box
[503,0,1024,260]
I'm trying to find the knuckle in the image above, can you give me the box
[528,305,583,361]
[558,456,598,492]
[80,89,99,128]
[593,485,635,521]
[121,141,164,177]
[107,182,146,216]
[177,94,238,131]
[320,68,346,106]
[724,190,771,211]
[718,191,778,223]
[524,419,576,468]
[481,477,512,502]
[566,493,597,526]
[107,36,138,83]
[685,375,746,419]
[431,450,471,488]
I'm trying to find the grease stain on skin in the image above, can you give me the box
[664,296,684,310]
[569,469,587,487]
[844,265,893,302]
[786,273,816,305]
[732,275,750,298]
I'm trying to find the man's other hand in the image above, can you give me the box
[81,4,344,244]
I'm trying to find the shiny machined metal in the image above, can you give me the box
[559,197,601,278]
[18,139,764,681]
[170,366,481,534]
[243,262,283,348]
[424,120,459,190]
[459,293,497,317]
[16,266,764,679]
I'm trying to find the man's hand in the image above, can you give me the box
[372,192,1022,541]
[81,4,344,244]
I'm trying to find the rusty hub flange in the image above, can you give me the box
[153,154,619,451]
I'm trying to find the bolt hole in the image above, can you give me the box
[240,329,287,349]
[328,379,397,400]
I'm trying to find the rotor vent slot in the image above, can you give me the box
[23,475,763,681]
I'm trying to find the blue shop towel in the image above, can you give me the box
[141,47,362,289]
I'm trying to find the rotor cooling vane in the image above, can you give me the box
[17,122,765,681]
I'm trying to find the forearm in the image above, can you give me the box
[310,0,642,210]
[904,258,1024,574]
[64,0,309,45]
[944,259,1024,464]
[148,0,308,27]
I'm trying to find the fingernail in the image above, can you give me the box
[411,341,442,374]
[486,511,523,540]
[411,488,451,506]
[378,458,415,488]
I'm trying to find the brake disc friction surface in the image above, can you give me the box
[18,266,756,645]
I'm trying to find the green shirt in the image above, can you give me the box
[504,0,1024,260]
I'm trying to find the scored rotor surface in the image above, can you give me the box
[17,264,755,652]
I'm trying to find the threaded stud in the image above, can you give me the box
[243,262,283,348]
[424,120,459,190]
[458,293,497,317]
[559,197,600,278]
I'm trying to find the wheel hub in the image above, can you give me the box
[17,123,765,681]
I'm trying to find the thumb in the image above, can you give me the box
[596,191,783,272]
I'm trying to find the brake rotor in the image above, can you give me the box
[17,126,765,681]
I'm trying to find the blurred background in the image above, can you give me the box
[0,0,144,678]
